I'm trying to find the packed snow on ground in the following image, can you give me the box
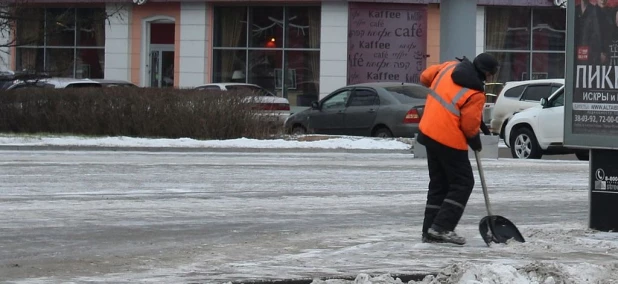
[0,134,413,150]
[224,222,618,284]
[307,224,618,284]
[3,135,608,284]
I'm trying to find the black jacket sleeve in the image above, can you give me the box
[480,119,490,135]
[467,133,483,152]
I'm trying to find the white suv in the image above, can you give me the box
[490,79,564,139]
[504,86,589,160]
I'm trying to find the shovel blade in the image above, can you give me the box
[479,215,525,246]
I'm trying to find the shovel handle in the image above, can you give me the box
[474,151,494,216]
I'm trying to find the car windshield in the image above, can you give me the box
[4,83,40,90]
[0,81,14,90]
[226,85,274,96]
[384,85,429,103]
[65,83,102,88]
[102,83,136,88]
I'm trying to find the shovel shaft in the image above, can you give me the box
[474,151,494,216]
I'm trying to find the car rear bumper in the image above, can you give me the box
[390,123,420,138]
[258,111,290,126]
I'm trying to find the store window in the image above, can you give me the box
[16,7,106,78]
[213,6,321,109]
[485,7,566,83]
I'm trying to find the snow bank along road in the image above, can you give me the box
[0,150,615,283]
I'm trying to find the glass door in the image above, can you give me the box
[149,50,160,87]
[148,44,174,87]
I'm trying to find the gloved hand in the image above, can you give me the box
[467,133,482,152]
[480,120,491,135]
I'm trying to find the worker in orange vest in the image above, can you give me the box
[416,53,499,245]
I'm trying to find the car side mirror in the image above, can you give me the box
[311,101,320,110]
[540,97,548,108]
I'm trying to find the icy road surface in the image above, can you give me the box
[0,150,616,283]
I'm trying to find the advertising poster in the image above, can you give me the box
[572,0,618,135]
[347,3,427,85]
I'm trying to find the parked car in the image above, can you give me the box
[6,77,103,90]
[0,71,51,90]
[284,82,430,138]
[504,85,589,160]
[89,79,138,88]
[491,79,564,139]
[194,83,290,125]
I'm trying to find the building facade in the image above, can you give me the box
[2,0,567,110]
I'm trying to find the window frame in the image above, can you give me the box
[503,84,527,99]
[484,7,566,81]
[212,5,321,99]
[348,87,380,107]
[520,83,553,102]
[549,90,565,108]
[321,88,351,110]
[15,7,106,78]
[550,83,562,95]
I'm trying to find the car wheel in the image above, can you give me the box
[291,125,307,135]
[575,150,590,161]
[373,127,393,138]
[509,127,543,159]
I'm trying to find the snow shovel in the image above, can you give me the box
[474,151,525,246]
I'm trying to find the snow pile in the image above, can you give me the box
[303,225,618,284]
[0,134,412,150]
[312,262,618,284]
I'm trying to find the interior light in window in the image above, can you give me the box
[265,37,276,48]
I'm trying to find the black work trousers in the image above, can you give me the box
[421,136,475,234]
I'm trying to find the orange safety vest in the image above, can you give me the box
[419,61,482,151]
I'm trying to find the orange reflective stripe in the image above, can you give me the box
[451,87,469,104]
[426,63,469,117]
[427,89,462,116]
[430,63,456,90]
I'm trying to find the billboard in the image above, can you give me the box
[565,0,618,149]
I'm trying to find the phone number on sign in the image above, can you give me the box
[574,115,618,123]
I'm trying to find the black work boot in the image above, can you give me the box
[427,227,466,245]
[422,233,446,243]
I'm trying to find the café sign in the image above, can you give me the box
[553,0,566,8]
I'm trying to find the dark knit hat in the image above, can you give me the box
[473,53,500,75]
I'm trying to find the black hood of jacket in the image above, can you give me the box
[450,57,485,92]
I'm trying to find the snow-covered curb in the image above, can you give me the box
[499,141,507,149]
[0,134,413,150]
[0,134,508,152]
